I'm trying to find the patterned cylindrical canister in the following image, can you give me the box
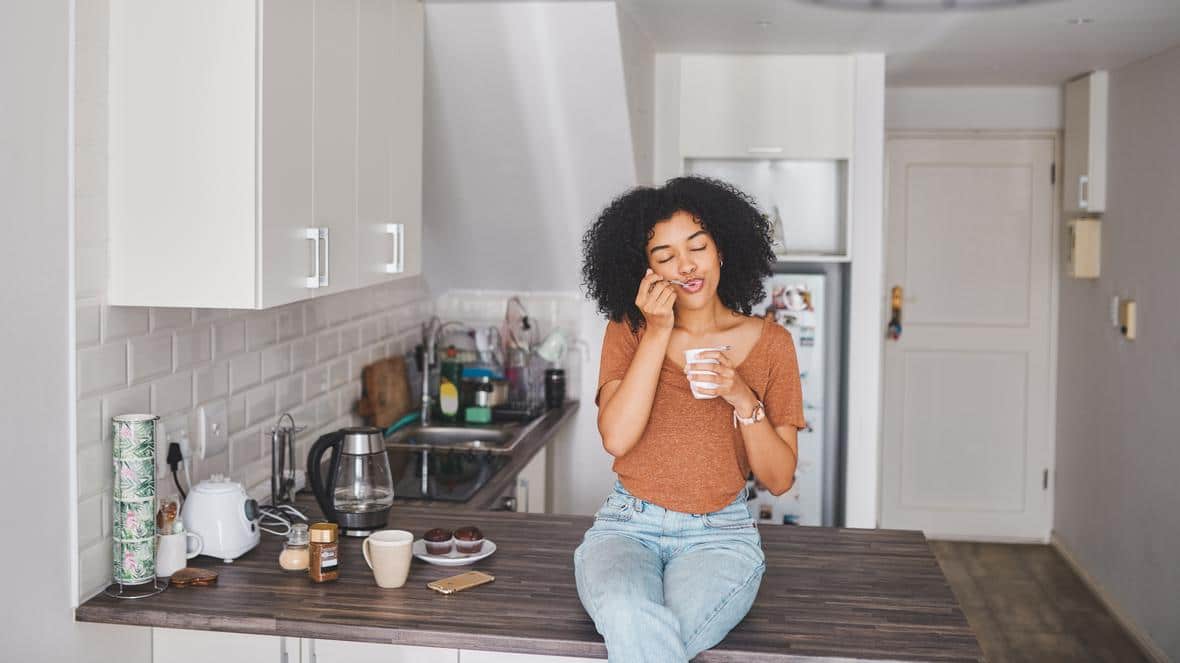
[111,414,159,585]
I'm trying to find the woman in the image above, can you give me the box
[574,176,806,662]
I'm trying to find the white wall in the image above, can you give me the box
[886,86,1062,130]
[73,0,433,603]
[421,1,638,514]
[0,1,144,660]
[1053,44,1180,661]
[616,3,656,185]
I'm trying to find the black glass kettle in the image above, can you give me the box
[307,427,394,536]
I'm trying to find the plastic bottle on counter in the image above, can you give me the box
[439,347,463,422]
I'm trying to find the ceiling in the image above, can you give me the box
[615,0,1180,85]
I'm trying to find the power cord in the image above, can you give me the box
[166,442,187,500]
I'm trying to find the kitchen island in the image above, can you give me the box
[77,494,982,662]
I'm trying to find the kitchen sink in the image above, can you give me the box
[385,418,545,455]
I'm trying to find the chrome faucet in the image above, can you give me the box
[419,317,470,427]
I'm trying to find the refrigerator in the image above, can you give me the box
[747,270,842,527]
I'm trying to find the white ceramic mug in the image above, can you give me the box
[156,531,203,578]
[684,346,731,399]
[362,530,414,589]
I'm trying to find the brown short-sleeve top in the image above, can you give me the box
[595,315,807,514]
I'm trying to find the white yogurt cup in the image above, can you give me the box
[683,346,731,399]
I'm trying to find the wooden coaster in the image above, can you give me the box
[169,567,219,587]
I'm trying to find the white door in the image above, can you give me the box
[259,0,316,308]
[314,0,359,295]
[881,135,1056,541]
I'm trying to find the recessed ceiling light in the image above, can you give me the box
[799,0,1063,11]
[1067,17,1095,25]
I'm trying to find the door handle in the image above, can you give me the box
[319,227,330,287]
[887,285,903,341]
[305,228,321,289]
[1078,175,1089,210]
[384,223,404,274]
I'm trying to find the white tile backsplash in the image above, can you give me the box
[261,344,291,382]
[244,383,276,427]
[246,313,277,350]
[77,342,127,396]
[229,351,262,393]
[277,374,303,412]
[194,361,228,405]
[175,325,212,370]
[149,307,192,332]
[151,372,193,417]
[213,319,246,358]
[77,397,102,448]
[128,333,172,383]
[78,493,105,549]
[317,330,341,362]
[103,306,149,341]
[77,300,102,347]
[277,306,303,341]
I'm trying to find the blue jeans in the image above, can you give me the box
[573,479,766,663]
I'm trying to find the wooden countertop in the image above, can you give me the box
[392,400,579,510]
[76,494,982,661]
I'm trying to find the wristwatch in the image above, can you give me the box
[733,400,766,428]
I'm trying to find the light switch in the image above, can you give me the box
[1118,298,1137,340]
[1067,218,1101,278]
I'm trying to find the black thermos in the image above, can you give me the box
[544,369,566,409]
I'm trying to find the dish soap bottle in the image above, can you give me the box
[439,347,463,422]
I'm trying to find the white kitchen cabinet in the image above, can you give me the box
[152,628,295,663]
[357,0,424,285]
[314,0,360,297]
[307,639,457,663]
[515,446,548,514]
[1063,70,1108,215]
[679,55,854,160]
[107,0,423,310]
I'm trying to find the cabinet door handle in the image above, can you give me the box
[1078,175,1089,210]
[319,227,330,287]
[384,223,404,274]
[305,228,321,289]
[748,146,784,154]
[518,477,530,513]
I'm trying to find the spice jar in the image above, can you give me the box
[308,522,340,582]
[279,523,310,571]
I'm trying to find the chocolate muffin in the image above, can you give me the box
[453,526,484,555]
[423,527,453,555]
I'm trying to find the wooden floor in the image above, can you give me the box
[930,542,1149,663]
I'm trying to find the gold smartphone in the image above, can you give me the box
[427,570,495,595]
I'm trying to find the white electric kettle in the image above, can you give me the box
[181,474,261,562]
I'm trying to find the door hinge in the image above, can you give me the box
[1050,163,1056,185]
[1042,469,1049,490]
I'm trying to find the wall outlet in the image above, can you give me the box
[192,401,228,460]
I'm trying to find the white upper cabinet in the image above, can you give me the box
[679,55,854,160]
[314,0,360,297]
[107,0,423,309]
[357,0,424,286]
[1063,70,1108,215]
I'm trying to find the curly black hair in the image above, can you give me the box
[581,176,776,333]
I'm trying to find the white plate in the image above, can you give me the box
[412,538,496,566]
